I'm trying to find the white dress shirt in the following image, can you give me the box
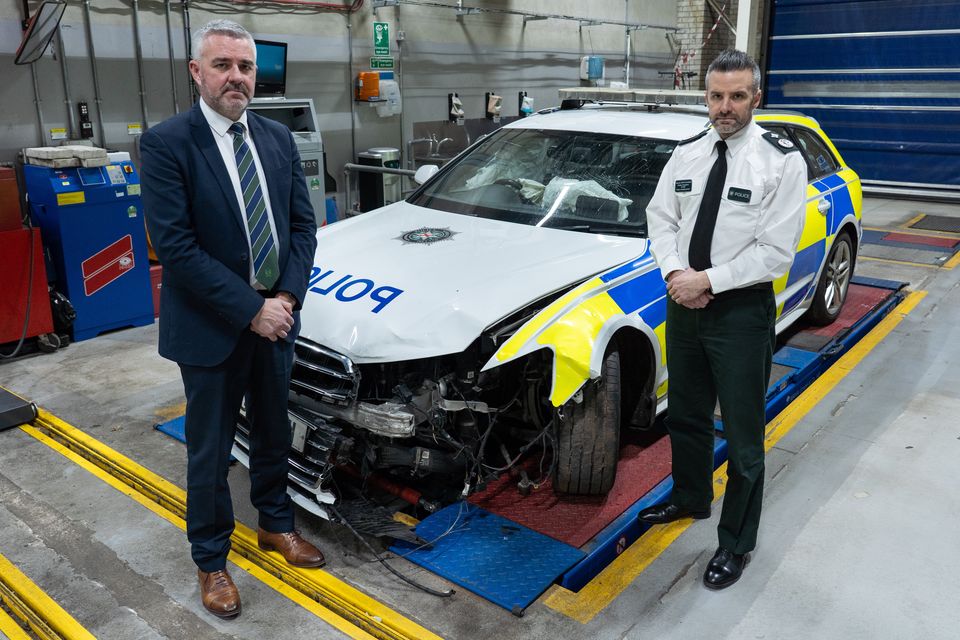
[646,120,807,294]
[198,98,281,288]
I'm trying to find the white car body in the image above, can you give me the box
[233,103,863,513]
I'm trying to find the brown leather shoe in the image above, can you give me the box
[257,528,326,568]
[197,568,241,619]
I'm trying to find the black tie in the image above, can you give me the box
[688,139,728,271]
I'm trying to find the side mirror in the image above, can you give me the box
[413,164,439,185]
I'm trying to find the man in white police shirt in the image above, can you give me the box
[641,49,806,590]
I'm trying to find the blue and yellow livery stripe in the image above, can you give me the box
[606,266,666,319]
[538,292,624,404]
[600,256,656,283]
[779,162,861,316]
[835,168,862,223]
[490,254,664,406]
[494,275,607,362]
[798,183,827,252]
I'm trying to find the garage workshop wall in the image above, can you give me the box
[0,0,681,200]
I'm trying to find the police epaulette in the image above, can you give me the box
[677,129,709,146]
[762,130,799,153]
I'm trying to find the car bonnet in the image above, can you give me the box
[298,202,648,363]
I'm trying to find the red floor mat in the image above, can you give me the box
[470,435,672,548]
[798,283,894,338]
[883,232,958,248]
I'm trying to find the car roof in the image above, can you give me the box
[505,88,824,141]
[504,108,710,141]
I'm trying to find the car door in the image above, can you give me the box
[759,124,829,320]
[787,126,850,313]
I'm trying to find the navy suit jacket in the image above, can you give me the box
[141,102,318,367]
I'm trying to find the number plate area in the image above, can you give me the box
[289,411,311,453]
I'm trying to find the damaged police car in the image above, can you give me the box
[232,101,862,520]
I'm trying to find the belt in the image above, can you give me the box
[711,281,772,300]
[740,281,773,292]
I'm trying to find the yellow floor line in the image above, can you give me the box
[544,290,927,624]
[900,212,927,229]
[17,418,434,640]
[943,251,960,270]
[0,551,96,640]
[30,412,440,640]
[864,225,960,239]
[858,255,939,269]
[0,605,33,640]
[153,402,187,423]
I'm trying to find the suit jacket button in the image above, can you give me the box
[240,253,248,262]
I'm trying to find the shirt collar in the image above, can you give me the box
[198,98,249,138]
[710,119,759,158]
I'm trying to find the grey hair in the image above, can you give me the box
[706,49,761,94]
[191,20,256,62]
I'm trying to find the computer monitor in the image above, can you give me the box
[254,40,287,97]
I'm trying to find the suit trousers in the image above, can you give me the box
[179,329,296,572]
[664,288,775,554]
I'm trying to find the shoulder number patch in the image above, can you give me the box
[677,129,709,146]
[762,131,799,153]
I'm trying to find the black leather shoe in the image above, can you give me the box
[703,547,750,590]
[637,503,711,524]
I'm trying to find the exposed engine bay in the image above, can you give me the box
[233,299,563,525]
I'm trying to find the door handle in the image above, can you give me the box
[817,199,831,215]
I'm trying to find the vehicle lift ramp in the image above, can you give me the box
[391,277,906,614]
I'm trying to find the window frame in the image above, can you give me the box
[758,122,842,182]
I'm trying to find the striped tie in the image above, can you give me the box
[229,122,279,289]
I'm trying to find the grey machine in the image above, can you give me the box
[357,147,401,212]
[247,97,326,225]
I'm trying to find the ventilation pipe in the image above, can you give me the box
[165,0,180,114]
[54,27,78,138]
[82,0,107,146]
[131,0,150,130]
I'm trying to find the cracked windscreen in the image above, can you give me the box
[410,127,677,238]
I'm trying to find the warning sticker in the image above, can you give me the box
[57,192,86,206]
[82,234,136,296]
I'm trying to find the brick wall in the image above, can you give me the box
[673,0,766,91]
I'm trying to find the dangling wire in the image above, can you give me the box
[329,503,455,598]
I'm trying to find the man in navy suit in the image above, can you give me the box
[141,19,321,619]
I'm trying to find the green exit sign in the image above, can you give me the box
[374,21,390,56]
[370,56,394,70]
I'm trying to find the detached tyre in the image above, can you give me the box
[553,345,620,495]
[806,231,854,326]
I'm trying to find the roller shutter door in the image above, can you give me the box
[763,0,960,192]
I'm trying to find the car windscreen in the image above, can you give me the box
[409,128,677,238]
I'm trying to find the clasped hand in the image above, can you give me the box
[250,296,294,341]
[666,268,714,309]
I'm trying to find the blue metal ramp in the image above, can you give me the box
[390,503,585,615]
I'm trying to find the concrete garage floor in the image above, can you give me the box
[1,195,958,639]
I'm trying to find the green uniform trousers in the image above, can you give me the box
[665,287,775,554]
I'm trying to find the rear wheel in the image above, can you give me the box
[553,345,620,495]
[806,231,854,326]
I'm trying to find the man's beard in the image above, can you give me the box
[211,84,250,118]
